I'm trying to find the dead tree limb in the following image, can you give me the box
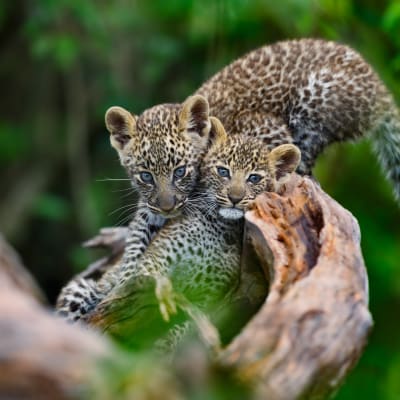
[0,234,184,400]
[0,233,46,302]
[82,175,372,399]
[0,174,372,399]
[220,175,372,399]
[0,235,114,399]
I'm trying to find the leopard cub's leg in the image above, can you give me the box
[55,206,165,322]
[56,277,101,322]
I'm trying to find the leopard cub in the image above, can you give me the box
[200,118,300,220]
[56,118,300,331]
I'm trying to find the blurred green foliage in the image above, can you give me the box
[1,0,400,398]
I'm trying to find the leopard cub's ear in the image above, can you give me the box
[268,144,301,180]
[208,116,228,148]
[179,95,211,143]
[105,106,137,152]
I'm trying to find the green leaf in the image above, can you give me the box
[382,2,400,33]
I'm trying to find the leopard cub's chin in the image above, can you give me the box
[218,207,244,220]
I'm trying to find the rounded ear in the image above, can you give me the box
[208,116,228,148]
[268,144,301,180]
[105,106,137,152]
[179,95,211,139]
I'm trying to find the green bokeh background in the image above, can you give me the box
[1,0,399,398]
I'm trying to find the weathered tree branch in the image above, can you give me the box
[82,175,372,399]
[0,234,184,400]
[0,235,113,399]
[0,175,372,399]
[220,175,372,399]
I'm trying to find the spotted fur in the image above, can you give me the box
[56,203,164,322]
[108,38,400,212]
[196,39,400,198]
[105,98,211,219]
[56,120,299,338]
[200,119,300,219]
[55,96,212,321]
[57,38,400,323]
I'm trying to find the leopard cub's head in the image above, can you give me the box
[105,95,212,218]
[201,118,301,220]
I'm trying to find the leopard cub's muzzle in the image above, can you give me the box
[149,191,187,218]
[218,184,247,220]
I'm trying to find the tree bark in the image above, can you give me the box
[0,234,183,400]
[0,235,114,399]
[83,175,372,399]
[0,175,372,399]
[220,175,372,399]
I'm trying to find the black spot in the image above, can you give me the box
[89,292,97,302]
[69,301,80,312]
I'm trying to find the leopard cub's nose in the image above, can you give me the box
[228,193,243,205]
[158,194,176,212]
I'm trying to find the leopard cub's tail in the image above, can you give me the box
[370,102,400,202]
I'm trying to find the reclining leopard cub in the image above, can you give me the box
[100,39,400,251]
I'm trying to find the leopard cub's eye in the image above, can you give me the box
[217,166,230,178]
[173,165,186,179]
[139,171,154,184]
[247,174,262,184]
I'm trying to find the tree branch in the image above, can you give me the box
[220,175,372,399]
[84,175,372,399]
[0,175,372,399]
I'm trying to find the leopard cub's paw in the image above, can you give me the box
[155,275,177,322]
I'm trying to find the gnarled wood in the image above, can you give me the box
[84,175,372,399]
[0,233,45,302]
[221,175,372,399]
[0,174,372,399]
[0,234,182,400]
[0,235,114,399]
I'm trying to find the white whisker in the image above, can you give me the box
[96,177,132,182]
[119,191,138,199]
[116,213,135,227]
[112,187,136,193]
[109,203,137,216]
